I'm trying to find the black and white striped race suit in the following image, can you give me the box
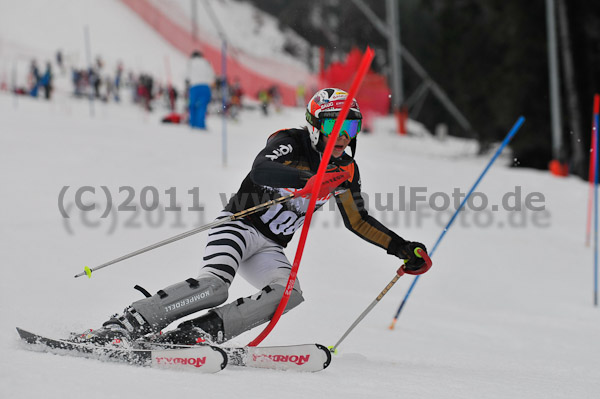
[199,127,406,287]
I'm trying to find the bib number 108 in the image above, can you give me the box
[260,203,305,235]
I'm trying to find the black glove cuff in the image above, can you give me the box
[387,236,407,257]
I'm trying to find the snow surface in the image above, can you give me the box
[2,88,600,399]
[143,0,315,87]
[146,0,313,67]
[1,1,599,398]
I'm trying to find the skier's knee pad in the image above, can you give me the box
[130,276,228,331]
[212,284,304,340]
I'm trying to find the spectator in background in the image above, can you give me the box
[296,84,305,107]
[40,62,53,100]
[71,68,82,97]
[187,50,215,129]
[89,67,100,99]
[184,79,191,110]
[229,78,243,120]
[211,76,225,108]
[103,74,113,102]
[56,50,65,75]
[268,85,281,113]
[29,60,40,97]
[167,85,178,111]
[127,71,138,103]
[114,62,123,102]
[258,89,270,116]
[137,74,153,111]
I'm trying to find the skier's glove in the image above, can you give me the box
[389,240,430,275]
[326,164,351,189]
[300,169,350,198]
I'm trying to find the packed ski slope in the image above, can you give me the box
[1,90,599,399]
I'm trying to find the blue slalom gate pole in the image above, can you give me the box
[594,107,599,306]
[389,116,526,329]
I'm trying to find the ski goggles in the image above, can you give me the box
[320,118,362,139]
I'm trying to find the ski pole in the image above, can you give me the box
[329,249,431,353]
[74,171,349,279]
[389,116,525,329]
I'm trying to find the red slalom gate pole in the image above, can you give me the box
[248,47,375,347]
[586,94,600,247]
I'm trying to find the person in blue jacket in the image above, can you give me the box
[40,62,52,100]
[187,51,215,129]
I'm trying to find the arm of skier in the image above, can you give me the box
[249,131,313,188]
[335,165,430,274]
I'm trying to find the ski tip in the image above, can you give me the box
[16,327,30,336]
[316,344,333,369]
[15,327,35,343]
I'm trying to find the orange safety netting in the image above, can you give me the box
[320,48,391,130]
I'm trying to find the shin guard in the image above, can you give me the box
[130,276,228,332]
[212,284,304,340]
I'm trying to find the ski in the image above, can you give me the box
[137,340,332,372]
[223,343,331,372]
[16,327,227,373]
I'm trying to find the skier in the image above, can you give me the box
[187,50,215,129]
[77,88,430,346]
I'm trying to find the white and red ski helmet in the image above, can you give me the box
[305,88,362,152]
